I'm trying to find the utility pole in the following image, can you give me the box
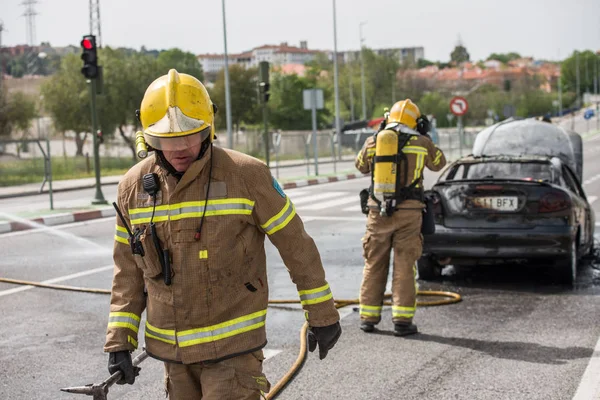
[391,68,396,103]
[22,0,37,46]
[0,20,4,92]
[576,50,581,108]
[558,59,563,117]
[89,0,102,47]
[359,21,367,121]
[222,0,233,149]
[349,67,355,121]
[332,0,342,160]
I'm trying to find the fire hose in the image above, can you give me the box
[0,277,461,399]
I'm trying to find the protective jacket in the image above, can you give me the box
[104,146,339,364]
[355,132,446,209]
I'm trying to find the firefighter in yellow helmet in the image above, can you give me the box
[104,69,341,399]
[355,99,446,336]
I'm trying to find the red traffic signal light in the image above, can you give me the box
[82,38,93,50]
[80,34,98,79]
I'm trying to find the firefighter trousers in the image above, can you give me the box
[164,350,271,399]
[359,208,422,325]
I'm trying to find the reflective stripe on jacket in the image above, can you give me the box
[104,148,339,364]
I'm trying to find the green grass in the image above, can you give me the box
[0,156,136,187]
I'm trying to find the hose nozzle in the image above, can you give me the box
[135,131,148,159]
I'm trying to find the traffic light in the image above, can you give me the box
[258,61,270,103]
[80,35,98,79]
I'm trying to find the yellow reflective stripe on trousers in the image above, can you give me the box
[298,283,333,306]
[145,321,177,345]
[392,305,416,318]
[129,198,255,225]
[177,310,267,347]
[360,304,382,317]
[114,225,129,245]
[108,312,140,333]
[261,197,296,235]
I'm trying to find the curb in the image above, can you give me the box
[0,172,368,234]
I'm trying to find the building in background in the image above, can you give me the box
[340,46,425,66]
[197,41,322,80]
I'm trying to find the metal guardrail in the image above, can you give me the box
[0,138,53,209]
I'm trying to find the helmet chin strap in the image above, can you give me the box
[155,137,212,180]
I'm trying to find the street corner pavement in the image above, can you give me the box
[0,171,369,234]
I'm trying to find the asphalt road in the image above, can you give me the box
[1,137,600,400]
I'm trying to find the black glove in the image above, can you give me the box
[308,322,342,360]
[108,351,140,385]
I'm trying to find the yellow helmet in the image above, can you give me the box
[139,69,215,152]
[387,99,421,129]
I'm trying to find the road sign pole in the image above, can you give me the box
[89,78,106,205]
[312,90,319,176]
[458,116,464,157]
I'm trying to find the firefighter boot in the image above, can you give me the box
[360,322,375,333]
[394,322,418,337]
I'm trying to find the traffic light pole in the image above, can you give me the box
[263,103,269,168]
[89,78,107,205]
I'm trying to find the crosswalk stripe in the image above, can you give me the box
[342,205,362,212]
[297,196,357,211]
[290,191,347,205]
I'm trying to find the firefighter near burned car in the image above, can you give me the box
[104,69,341,399]
[355,99,447,336]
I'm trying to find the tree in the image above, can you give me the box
[41,54,91,156]
[417,59,435,69]
[156,49,204,82]
[210,65,259,132]
[100,48,159,159]
[268,73,320,130]
[0,86,38,138]
[486,52,521,64]
[450,45,470,64]
[561,50,598,97]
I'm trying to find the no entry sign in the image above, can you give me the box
[450,96,469,116]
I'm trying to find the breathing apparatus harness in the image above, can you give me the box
[369,121,427,217]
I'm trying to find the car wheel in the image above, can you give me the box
[417,255,442,281]
[557,240,578,285]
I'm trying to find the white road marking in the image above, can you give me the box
[285,189,310,196]
[342,205,362,212]
[0,216,112,238]
[297,197,357,211]
[572,334,600,400]
[302,216,367,222]
[263,349,283,360]
[583,174,600,186]
[0,264,113,297]
[290,192,347,205]
[589,196,598,205]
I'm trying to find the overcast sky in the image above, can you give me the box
[1,0,599,62]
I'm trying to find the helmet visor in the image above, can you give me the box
[144,126,211,152]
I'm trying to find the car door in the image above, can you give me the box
[562,165,592,251]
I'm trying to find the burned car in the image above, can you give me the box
[419,119,595,283]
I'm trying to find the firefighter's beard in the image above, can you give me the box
[162,143,202,172]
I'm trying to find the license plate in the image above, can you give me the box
[470,196,518,211]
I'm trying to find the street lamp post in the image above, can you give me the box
[359,21,367,121]
[332,0,342,160]
[221,0,233,149]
